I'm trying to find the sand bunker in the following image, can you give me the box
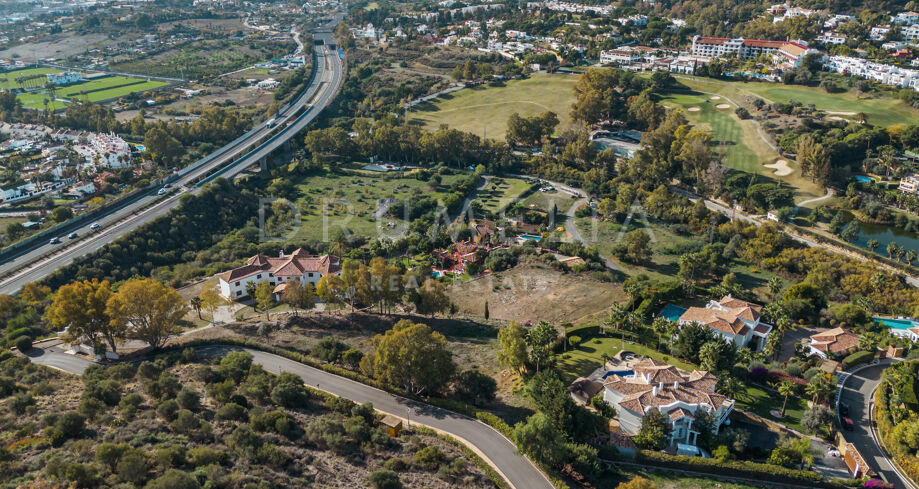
[764,159,792,176]
[686,106,701,112]
[826,110,856,116]
[716,103,731,109]
[827,116,844,121]
[710,96,721,100]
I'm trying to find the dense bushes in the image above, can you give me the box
[636,450,827,486]
[841,350,875,370]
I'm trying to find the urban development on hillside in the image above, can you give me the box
[5,0,919,488]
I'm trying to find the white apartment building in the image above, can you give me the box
[899,174,919,194]
[46,71,82,85]
[817,32,847,45]
[893,11,919,25]
[826,55,919,90]
[74,133,131,168]
[600,48,641,65]
[871,25,891,41]
[690,36,817,67]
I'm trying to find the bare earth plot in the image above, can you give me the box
[447,263,625,325]
[0,33,107,61]
[407,73,579,138]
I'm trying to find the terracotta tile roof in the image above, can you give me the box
[754,324,770,334]
[273,282,289,294]
[218,251,340,283]
[809,328,859,354]
[604,359,727,414]
[669,408,693,420]
[608,432,638,449]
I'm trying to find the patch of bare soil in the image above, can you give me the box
[0,33,107,61]
[447,263,624,326]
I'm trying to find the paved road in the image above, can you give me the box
[839,363,916,489]
[0,17,345,295]
[24,343,553,489]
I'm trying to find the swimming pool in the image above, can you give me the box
[659,304,687,322]
[854,175,873,183]
[874,317,919,331]
[518,234,542,241]
[602,370,635,379]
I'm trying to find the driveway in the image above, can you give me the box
[24,342,553,489]
[25,339,95,375]
[778,326,820,363]
[839,363,916,489]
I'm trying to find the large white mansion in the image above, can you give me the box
[217,249,341,299]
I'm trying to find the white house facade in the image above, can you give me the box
[217,249,341,300]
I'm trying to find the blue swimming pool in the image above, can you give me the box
[519,234,542,241]
[603,370,635,379]
[659,304,687,322]
[854,175,873,183]
[874,317,919,331]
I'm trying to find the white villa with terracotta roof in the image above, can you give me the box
[677,296,772,351]
[602,359,734,448]
[807,327,859,359]
[217,249,341,300]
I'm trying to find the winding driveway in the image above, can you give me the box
[839,363,916,489]
[23,343,554,489]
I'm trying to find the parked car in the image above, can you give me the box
[90,223,100,230]
[839,402,850,417]
[49,237,60,244]
[843,417,854,431]
[157,188,167,195]
[67,232,78,239]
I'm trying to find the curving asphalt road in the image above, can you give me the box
[23,343,554,489]
[0,18,345,295]
[839,363,916,489]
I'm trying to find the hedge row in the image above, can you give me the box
[635,451,833,487]
[411,425,508,489]
[841,350,875,370]
[875,375,919,484]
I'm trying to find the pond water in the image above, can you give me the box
[840,212,919,255]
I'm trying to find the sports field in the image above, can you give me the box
[0,67,58,90]
[3,68,167,109]
[659,90,824,202]
[675,75,919,127]
[407,73,579,138]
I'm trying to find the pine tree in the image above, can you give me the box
[484,301,490,320]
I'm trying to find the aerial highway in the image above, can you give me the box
[0,22,344,295]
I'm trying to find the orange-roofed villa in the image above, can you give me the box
[676,295,772,351]
[217,249,341,300]
[602,358,734,449]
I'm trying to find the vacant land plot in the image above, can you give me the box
[447,262,625,325]
[286,171,467,242]
[675,75,919,127]
[0,33,107,61]
[408,73,579,138]
[110,39,294,79]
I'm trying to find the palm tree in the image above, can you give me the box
[870,272,887,292]
[907,249,917,266]
[895,244,906,263]
[855,295,874,313]
[887,241,898,259]
[764,331,783,361]
[767,276,784,301]
[866,239,880,254]
[603,303,627,335]
[717,376,743,400]
[651,316,671,346]
[190,296,202,320]
[805,375,832,404]
[778,381,798,417]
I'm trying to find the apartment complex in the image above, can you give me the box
[690,36,817,67]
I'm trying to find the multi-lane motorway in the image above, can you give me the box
[0,22,344,295]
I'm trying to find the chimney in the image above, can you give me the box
[673,381,679,389]
[652,386,658,396]
[279,250,285,258]
[658,382,663,391]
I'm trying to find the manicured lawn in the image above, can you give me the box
[556,336,695,383]
[477,177,533,214]
[287,172,467,242]
[674,74,919,127]
[519,187,577,213]
[407,73,579,138]
[14,75,167,109]
[0,67,59,90]
[736,384,808,433]
[658,89,824,203]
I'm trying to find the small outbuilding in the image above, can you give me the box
[381,415,403,437]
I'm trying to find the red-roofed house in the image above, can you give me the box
[677,295,772,351]
[217,249,340,299]
[602,358,735,448]
[807,328,859,359]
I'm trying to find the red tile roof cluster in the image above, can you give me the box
[218,248,340,283]
[678,296,762,335]
[603,359,726,414]
[809,327,859,354]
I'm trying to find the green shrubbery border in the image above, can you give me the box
[634,451,834,487]
[841,350,875,370]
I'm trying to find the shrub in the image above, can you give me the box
[119,393,144,416]
[383,458,409,471]
[95,442,128,471]
[842,350,875,370]
[270,382,310,408]
[311,336,350,363]
[568,335,582,347]
[144,469,201,489]
[8,392,34,415]
[157,399,180,421]
[256,444,289,467]
[452,370,497,406]
[116,449,149,484]
[636,450,823,484]
[52,412,84,445]
[415,446,446,470]
[170,410,200,433]
[176,388,200,411]
[84,379,122,406]
[187,447,226,467]
[216,402,247,421]
[342,348,364,369]
[368,469,403,489]
[14,336,31,353]
[78,397,105,420]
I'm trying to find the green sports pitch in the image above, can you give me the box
[0,68,167,109]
